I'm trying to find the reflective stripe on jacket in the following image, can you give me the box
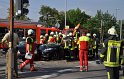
[77,35,90,50]
[26,37,34,52]
[103,40,122,67]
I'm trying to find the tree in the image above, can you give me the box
[83,10,118,40]
[67,8,90,27]
[39,5,59,27]
[6,4,30,20]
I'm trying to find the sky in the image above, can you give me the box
[0,0,124,21]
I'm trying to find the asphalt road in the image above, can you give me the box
[0,55,123,79]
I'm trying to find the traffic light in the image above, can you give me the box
[22,0,29,15]
[16,0,29,16]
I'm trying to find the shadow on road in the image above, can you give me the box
[76,75,107,79]
[18,67,79,79]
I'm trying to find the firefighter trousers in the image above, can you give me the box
[93,48,98,60]
[20,54,35,71]
[105,66,120,79]
[79,49,88,69]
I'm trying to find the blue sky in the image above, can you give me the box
[0,0,124,21]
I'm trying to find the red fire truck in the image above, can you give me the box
[0,20,60,48]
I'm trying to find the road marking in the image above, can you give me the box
[35,73,58,79]
[35,68,74,79]
[57,69,73,73]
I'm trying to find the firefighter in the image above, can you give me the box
[2,29,19,78]
[100,27,123,79]
[19,29,37,72]
[48,32,56,43]
[74,36,79,60]
[56,32,63,44]
[44,34,48,44]
[68,32,75,61]
[77,32,90,72]
[86,33,93,59]
[40,35,44,44]
[92,33,99,60]
[62,34,69,61]
[121,44,124,79]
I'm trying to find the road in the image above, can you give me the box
[0,55,123,79]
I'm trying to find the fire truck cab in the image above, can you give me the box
[0,20,60,48]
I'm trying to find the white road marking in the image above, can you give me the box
[35,73,58,79]
[57,69,73,73]
[35,68,74,79]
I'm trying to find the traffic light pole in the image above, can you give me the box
[8,0,14,79]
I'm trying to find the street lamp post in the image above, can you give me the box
[115,8,120,20]
[65,0,67,28]
[120,20,122,39]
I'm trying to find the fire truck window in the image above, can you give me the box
[48,30,52,35]
[0,27,8,40]
[17,29,24,38]
[41,29,46,35]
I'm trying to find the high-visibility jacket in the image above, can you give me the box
[77,35,90,50]
[26,37,34,53]
[68,36,75,50]
[64,39,69,49]
[48,36,56,43]
[40,38,45,44]
[92,37,99,49]
[100,36,123,67]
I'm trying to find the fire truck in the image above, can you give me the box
[0,20,60,48]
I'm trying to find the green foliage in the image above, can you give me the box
[6,4,30,20]
[39,5,59,27]
[83,10,117,35]
[38,5,119,35]
[67,8,90,27]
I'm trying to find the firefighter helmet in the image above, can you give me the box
[40,35,43,38]
[23,37,26,39]
[69,32,73,36]
[50,32,54,35]
[108,27,117,35]
[28,29,34,35]
[86,33,91,37]
[93,33,96,37]
[45,34,48,36]
[59,32,62,35]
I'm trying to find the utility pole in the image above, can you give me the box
[65,0,67,28]
[120,20,122,40]
[8,0,14,79]
[100,20,103,43]
[115,8,120,20]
